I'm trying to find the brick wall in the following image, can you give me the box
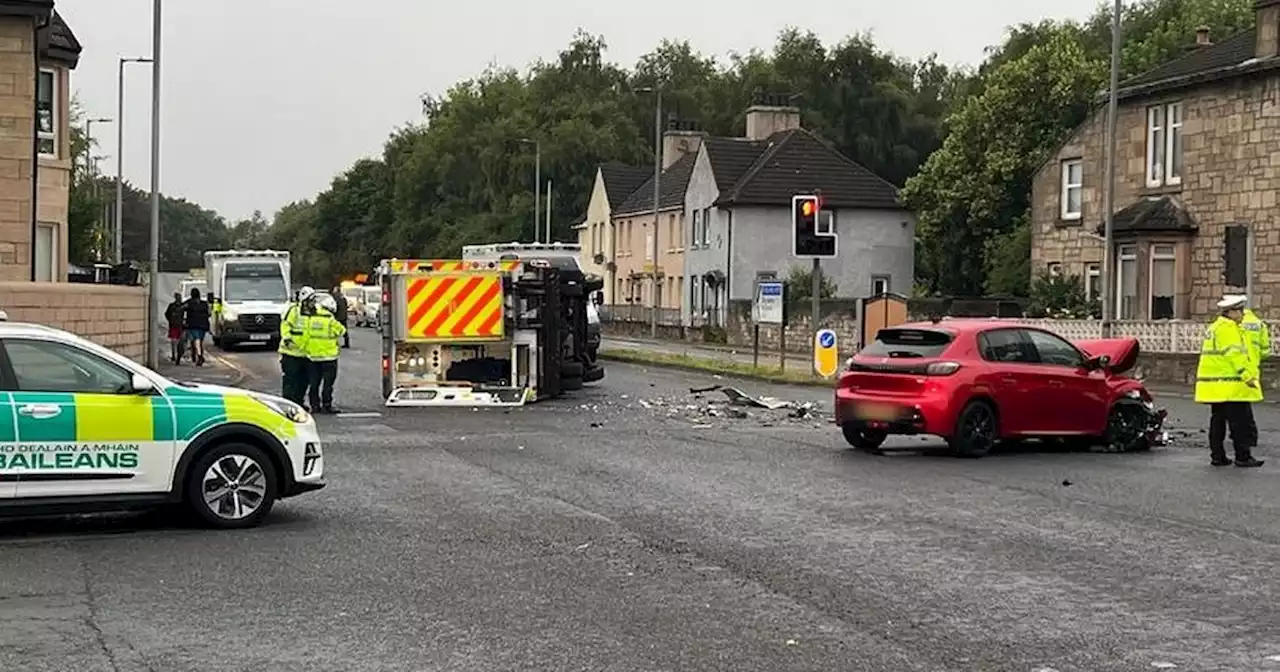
[0,17,33,281]
[0,282,148,360]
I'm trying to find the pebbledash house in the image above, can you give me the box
[1030,1,1280,322]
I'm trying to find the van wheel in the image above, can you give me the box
[185,442,278,529]
[947,401,997,458]
[561,376,583,391]
[841,425,886,454]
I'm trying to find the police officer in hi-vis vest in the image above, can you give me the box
[278,286,315,405]
[305,293,346,414]
[1195,294,1264,467]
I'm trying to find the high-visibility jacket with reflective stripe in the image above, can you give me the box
[1195,316,1262,403]
[1242,309,1271,363]
[278,302,308,358]
[303,307,346,362]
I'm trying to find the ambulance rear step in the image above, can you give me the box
[385,385,532,407]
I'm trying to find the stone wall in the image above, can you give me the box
[0,282,148,360]
[602,298,863,354]
[0,16,34,281]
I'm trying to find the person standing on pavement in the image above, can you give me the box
[165,292,186,365]
[330,286,351,349]
[1194,295,1264,467]
[278,286,315,405]
[1240,296,1270,456]
[305,293,346,414]
[183,287,211,367]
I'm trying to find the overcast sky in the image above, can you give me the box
[57,0,1102,223]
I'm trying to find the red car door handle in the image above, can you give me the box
[1048,380,1064,387]
[1001,377,1017,384]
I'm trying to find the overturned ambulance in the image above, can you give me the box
[377,257,602,406]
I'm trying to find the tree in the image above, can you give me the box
[783,265,836,306]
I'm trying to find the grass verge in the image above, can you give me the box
[600,348,832,387]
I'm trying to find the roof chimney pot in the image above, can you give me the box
[1195,25,1211,45]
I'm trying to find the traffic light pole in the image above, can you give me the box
[811,258,820,336]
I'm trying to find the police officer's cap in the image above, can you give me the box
[298,286,316,301]
[1217,294,1247,310]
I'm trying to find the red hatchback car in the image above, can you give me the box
[834,320,1168,457]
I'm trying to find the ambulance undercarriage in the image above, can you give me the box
[379,259,596,406]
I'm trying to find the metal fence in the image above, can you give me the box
[975,318,1280,355]
[599,304,682,325]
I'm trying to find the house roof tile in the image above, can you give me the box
[598,162,650,211]
[1117,28,1261,98]
[1094,196,1197,235]
[715,128,902,210]
[702,136,768,194]
[612,151,697,217]
[44,11,81,63]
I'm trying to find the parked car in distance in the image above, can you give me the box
[834,320,1167,457]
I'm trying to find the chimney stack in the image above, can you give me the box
[1196,25,1211,45]
[661,118,704,170]
[1257,0,1280,58]
[744,91,801,141]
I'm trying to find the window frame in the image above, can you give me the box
[976,328,1036,364]
[1021,328,1086,369]
[871,275,889,295]
[700,207,710,246]
[0,337,136,394]
[37,68,56,158]
[1117,244,1138,320]
[34,221,56,282]
[1145,102,1182,188]
[1060,159,1082,220]
[1148,243,1177,320]
[1047,262,1062,278]
[1085,263,1101,302]
[691,209,701,249]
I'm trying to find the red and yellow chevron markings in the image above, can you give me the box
[403,271,504,340]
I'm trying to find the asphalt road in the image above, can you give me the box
[4,328,1280,670]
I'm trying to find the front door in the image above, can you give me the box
[1022,329,1108,434]
[975,328,1044,435]
[0,337,175,498]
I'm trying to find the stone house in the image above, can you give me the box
[573,162,649,304]
[1031,1,1280,320]
[683,97,913,326]
[0,1,148,359]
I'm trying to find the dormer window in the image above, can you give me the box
[1145,102,1182,187]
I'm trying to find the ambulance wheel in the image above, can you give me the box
[185,442,278,529]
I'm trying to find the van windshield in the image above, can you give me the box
[859,329,953,358]
[223,262,288,303]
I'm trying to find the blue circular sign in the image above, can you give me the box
[818,331,835,348]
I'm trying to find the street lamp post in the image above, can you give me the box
[520,138,540,242]
[116,56,152,264]
[145,0,162,369]
[85,117,112,261]
[636,87,662,338]
[1101,0,1121,336]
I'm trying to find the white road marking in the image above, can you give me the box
[336,412,381,418]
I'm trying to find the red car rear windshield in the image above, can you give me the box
[861,328,953,358]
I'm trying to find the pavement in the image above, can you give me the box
[4,329,1280,669]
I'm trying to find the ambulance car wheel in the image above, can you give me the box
[185,442,279,529]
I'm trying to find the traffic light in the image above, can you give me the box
[792,194,836,258]
[1224,224,1248,287]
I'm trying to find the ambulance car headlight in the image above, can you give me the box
[252,394,310,423]
[222,307,239,320]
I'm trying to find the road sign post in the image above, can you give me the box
[814,328,838,378]
[753,278,784,369]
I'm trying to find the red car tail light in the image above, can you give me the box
[925,361,960,375]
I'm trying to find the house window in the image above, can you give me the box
[1047,262,1062,277]
[691,210,701,248]
[34,222,56,281]
[698,279,708,315]
[1146,102,1182,187]
[1117,245,1138,319]
[1086,263,1101,302]
[871,275,889,295]
[700,208,710,246]
[667,214,676,250]
[1060,159,1082,219]
[1149,243,1176,320]
[37,69,56,157]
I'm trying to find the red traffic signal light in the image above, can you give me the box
[801,200,814,216]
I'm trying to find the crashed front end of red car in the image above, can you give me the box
[1075,337,1170,449]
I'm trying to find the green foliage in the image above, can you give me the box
[1026,271,1100,319]
[783,265,836,306]
[904,0,1253,296]
[984,216,1032,297]
[278,30,960,282]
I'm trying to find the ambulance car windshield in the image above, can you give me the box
[224,263,288,303]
